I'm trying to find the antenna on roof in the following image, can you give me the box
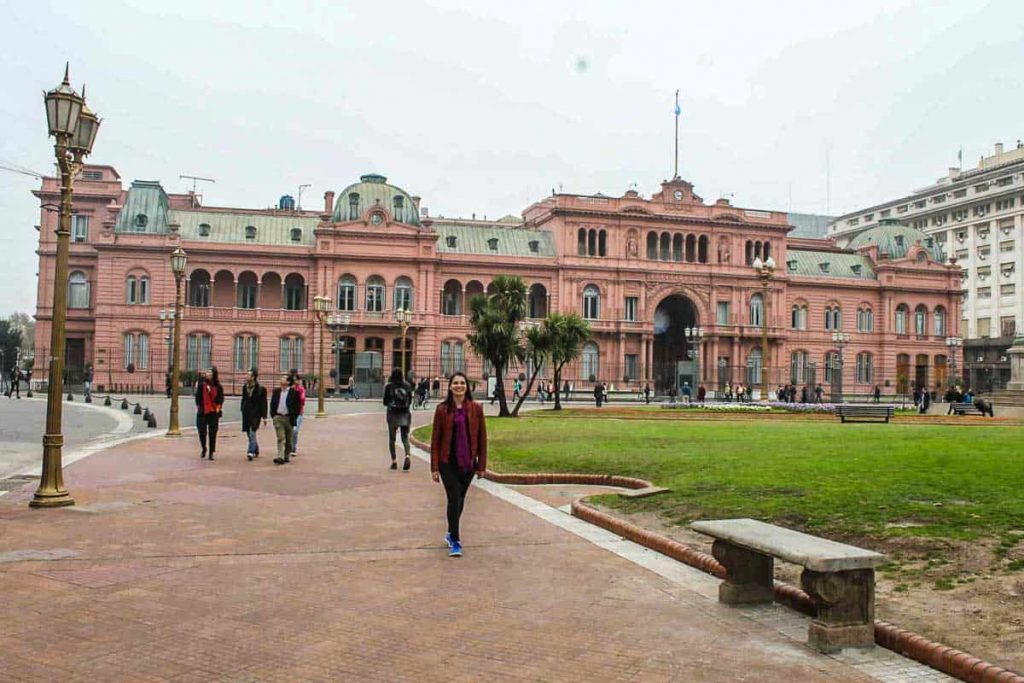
[297,184,312,211]
[179,175,215,208]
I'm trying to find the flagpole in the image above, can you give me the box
[674,89,680,179]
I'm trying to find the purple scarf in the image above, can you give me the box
[452,406,474,473]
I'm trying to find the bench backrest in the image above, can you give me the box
[691,518,886,572]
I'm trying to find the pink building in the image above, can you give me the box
[32,166,961,398]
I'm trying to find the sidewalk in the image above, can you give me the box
[1,411,893,681]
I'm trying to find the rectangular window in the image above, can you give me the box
[977,318,992,337]
[624,354,638,380]
[1001,284,1016,297]
[395,286,412,312]
[138,333,149,370]
[624,297,638,322]
[279,337,304,372]
[716,302,730,325]
[186,334,211,371]
[977,287,991,299]
[72,215,88,242]
[1001,316,1017,337]
[1001,241,1015,253]
[123,333,135,369]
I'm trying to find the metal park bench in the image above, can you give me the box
[691,518,886,653]
[947,401,994,417]
[835,404,895,423]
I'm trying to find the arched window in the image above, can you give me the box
[233,334,259,372]
[749,293,763,326]
[394,276,414,311]
[825,306,841,331]
[528,283,548,318]
[857,307,874,332]
[856,352,874,384]
[441,279,462,316]
[393,195,404,222]
[582,285,600,320]
[581,341,600,381]
[763,241,771,261]
[244,225,257,241]
[126,275,150,305]
[895,304,909,335]
[598,229,607,257]
[284,274,305,310]
[672,234,683,261]
[646,232,658,259]
[660,232,671,261]
[279,335,305,372]
[934,354,948,387]
[791,350,809,384]
[577,228,586,256]
[189,270,211,307]
[587,229,597,256]
[746,348,762,386]
[237,272,258,309]
[914,305,928,336]
[745,240,754,265]
[392,337,414,374]
[186,333,212,371]
[933,306,946,336]
[824,351,840,384]
[68,271,90,309]
[896,353,911,393]
[685,234,696,262]
[366,276,385,312]
[791,304,807,330]
[348,193,360,221]
[441,340,465,375]
[698,235,709,263]
[754,241,762,260]
[123,331,149,370]
[337,275,356,311]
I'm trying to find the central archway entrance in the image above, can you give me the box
[653,295,699,394]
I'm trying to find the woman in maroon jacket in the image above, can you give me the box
[430,372,487,558]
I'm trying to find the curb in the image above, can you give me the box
[410,433,1023,683]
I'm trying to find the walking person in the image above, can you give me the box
[873,385,881,404]
[8,366,21,399]
[240,369,268,461]
[430,372,487,558]
[83,365,93,402]
[431,376,441,399]
[416,376,430,409]
[512,378,522,401]
[271,374,300,465]
[562,380,571,403]
[593,382,603,407]
[643,383,651,404]
[697,384,706,403]
[194,367,224,460]
[383,367,413,471]
[289,374,307,458]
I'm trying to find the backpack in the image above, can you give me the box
[391,384,411,411]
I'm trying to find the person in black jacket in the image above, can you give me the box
[240,369,268,461]
[270,374,301,465]
[194,367,225,460]
[383,367,413,471]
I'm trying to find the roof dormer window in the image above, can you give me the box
[487,237,499,251]
[787,259,797,272]
[290,228,302,242]
[819,262,830,274]
[893,235,904,248]
[446,235,457,248]
[198,223,211,237]
[134,214,148,231]
[348,192,360,221]
[850,264,862,275]
[245,225,257,240]
[528,239,539,253]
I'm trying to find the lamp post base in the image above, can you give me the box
[29,490,75,508]
[165,430,182,437]
[315,411,328,419]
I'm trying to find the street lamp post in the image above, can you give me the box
[945,336,962,388]
[395,308,413,382]
[166,247,187,436]
[684,326,704,390]
[752,255,775,402]
[313,295,332,418]
[327,312,351,393]
[831,331,850,403]
[31,65,100,509]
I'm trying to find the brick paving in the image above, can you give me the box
[0,410,883,682]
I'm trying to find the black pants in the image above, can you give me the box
[388,424,410,460]
[197,413,220,454]
[440,459,474,543]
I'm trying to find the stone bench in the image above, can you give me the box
[835,404,894,423]
[691,518,886,653]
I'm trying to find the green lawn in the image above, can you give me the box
[416,414,1024,545]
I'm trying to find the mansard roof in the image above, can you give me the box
[433,222,555,258]
[786,249,876,280]
[114,180,169,234]
[332,173,421,226]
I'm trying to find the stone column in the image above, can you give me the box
[801,568,877,653]
[711,540,774,605]
[1007,335,1024,391]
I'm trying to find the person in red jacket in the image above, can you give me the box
[430,372,487,558]
[194,367,224,460]
[289,372,307,458]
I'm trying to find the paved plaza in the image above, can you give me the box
[0,400,953,681]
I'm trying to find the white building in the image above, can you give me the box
[830,141,1024,390]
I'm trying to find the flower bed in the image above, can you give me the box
[660,402,770,412]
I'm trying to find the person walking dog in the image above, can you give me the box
[194,367,224,460]
[430,372,487,558]
[240,369,268,461]
[271,374,300,465]
[383,367,413,471]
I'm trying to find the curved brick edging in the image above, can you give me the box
[411,432,1024,683]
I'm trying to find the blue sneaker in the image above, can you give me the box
[449,541,463,557]
[444,533,453,549]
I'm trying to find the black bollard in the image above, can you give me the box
[120,398,129,410]
[85,394,92,403]
[142,407,151,421]
[146,412,157,429]
[67,392,74,401]
[104,396,112,407]
[133,403,142,415]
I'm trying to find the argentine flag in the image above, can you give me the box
[675,101,681,116]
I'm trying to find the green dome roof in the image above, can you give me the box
[332,174,421,226]
[847,219,944,262]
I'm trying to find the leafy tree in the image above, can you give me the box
[510,324,552,417]
[467,275,527,417]
[546,313,591,411]
[0,319,24,377]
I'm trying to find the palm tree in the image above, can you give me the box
[510,323,552,417]
[546,313,591,411]
[467,275,527,417]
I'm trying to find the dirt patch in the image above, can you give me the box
[596,504,1024,674]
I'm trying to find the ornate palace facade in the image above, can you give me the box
[32,164,961,397]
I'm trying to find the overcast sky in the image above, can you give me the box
[1,0,1022,317]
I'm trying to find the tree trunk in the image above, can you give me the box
[494,368,511,417]
[553,366,563,411]
[511,362,542,417]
